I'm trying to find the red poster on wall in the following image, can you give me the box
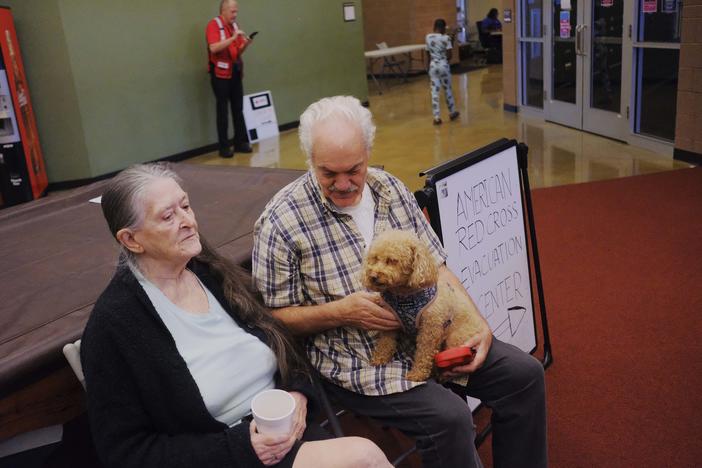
[643,0,658,13]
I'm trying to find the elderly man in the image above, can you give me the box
[206,0,253,158]
[252,96,546,467]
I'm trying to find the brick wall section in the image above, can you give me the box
[362,0,458,75]
[411,1,456,47]
[362,0,413,51]
[501,0,518,108]
[676,0,702,156]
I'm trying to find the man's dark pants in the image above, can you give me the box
[323,338,547,467]
[210,64,248,151]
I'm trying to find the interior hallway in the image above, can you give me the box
[188,65,692,192]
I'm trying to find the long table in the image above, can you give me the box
[364,44,426,94]
[0,164,303,439]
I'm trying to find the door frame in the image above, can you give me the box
[543,0,632,141]
[581,0,631,141]
[543,0,584,130]
[516,0,675,155]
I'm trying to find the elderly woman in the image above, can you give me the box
[81,163,391,468]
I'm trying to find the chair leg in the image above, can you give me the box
[314,378,345,438]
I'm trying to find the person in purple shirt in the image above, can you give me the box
[482,8,502,32]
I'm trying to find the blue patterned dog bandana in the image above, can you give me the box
[381,285,438,335]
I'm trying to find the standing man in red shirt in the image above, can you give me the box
[206,0,254,158]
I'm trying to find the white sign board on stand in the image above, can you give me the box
[421,140,539,411]
[434,144,536,356]
[243,90,279,143]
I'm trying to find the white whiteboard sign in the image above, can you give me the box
[434,145,536,355]
[243,90,279,143]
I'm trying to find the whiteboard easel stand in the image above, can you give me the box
[514,141,553,369]
[416,138,553,446]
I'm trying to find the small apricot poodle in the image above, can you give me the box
[362,229,483,382]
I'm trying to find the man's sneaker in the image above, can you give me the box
[433,118,442,125]
[449,111,460,121]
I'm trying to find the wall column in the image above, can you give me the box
[502,0,518,111]
[675,0,702,164]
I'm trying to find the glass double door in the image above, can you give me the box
[545,0,631,141]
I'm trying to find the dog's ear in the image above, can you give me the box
[407,239,438,289]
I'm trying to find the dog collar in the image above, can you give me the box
[382,285,438,334]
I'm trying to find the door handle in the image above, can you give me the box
[580,25,588,56]
[575,25,583,56]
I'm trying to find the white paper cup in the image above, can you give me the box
[250,389,296,435]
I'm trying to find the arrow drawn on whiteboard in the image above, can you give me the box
[492,306,527,339]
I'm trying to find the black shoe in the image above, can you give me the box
[234,142,253,153]
[218,147,233,158]
[449,111,460,121]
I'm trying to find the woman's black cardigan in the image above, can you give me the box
[80,259,317,468]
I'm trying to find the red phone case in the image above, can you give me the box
[434,346,474,369]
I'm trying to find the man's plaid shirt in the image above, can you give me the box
[252,168,448,396]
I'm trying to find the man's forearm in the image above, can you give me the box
[271,303,347,336]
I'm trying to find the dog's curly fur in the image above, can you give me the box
[362,229,483,381]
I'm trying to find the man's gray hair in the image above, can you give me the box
[298,96,376,165]
[220,0,237,13]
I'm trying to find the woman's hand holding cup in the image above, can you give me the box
[249,421,294,466]
[250,389,304,465]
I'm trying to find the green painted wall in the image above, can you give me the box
[5,0,91,183]
[5,0,367,182]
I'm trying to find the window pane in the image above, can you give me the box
[637,0,683,42]
[521,0,543,37]
[591,0,623,112]
[635,48,678,141]
[552,0,578,103]
[522,42,544,107]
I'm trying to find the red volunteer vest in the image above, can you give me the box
[206,16,245,79]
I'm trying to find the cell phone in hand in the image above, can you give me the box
[249,31,259,39]
[434,346,475,369]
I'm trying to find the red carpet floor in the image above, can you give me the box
[349,168,702,467]
[524,167,702,467]
[475,167,702,467]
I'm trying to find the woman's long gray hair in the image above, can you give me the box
[100,163,309,385]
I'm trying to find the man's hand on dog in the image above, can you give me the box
[340,292,401,331]
[440,325,493,378]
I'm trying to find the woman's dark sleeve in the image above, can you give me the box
[81,311,260,468]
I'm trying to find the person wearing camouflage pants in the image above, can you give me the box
[425,19,460,124]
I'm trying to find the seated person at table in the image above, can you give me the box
[81,163,391,468]
[482,8,502,32]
